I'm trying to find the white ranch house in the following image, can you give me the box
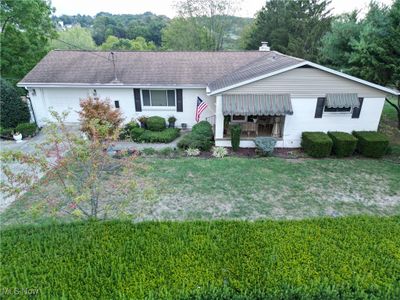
[18,43,399,148]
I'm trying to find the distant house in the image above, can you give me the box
[18,42,399,148]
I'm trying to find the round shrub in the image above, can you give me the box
[178,133,213,151]
[0,78,30,129]
[131,127,145,141]
[254,137,277,156]
[230,124,241,151]
[192,121,213,139]
[146,116,166,132]
[15,123,38,138]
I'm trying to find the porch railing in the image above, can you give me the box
[205,115,216,133]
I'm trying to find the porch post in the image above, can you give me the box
[215,94,224,139]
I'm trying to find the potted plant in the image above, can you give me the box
[137,116,148,129]
[13,131,23,143]
[168,116,177,128]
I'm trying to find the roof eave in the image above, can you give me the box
[17,82,208,89]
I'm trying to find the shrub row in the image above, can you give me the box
[1,216,399,299]
[0,123,38,139]
[137,128,180,143]
[178,121,214,151]
[302,131,389,158]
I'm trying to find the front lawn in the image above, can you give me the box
[1,157,399,225]
[1,216,399,299]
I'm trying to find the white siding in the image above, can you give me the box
[228,68,388,98]
[29,87,215,128]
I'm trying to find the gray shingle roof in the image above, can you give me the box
[19,50,273,87]
[208,51,303,92]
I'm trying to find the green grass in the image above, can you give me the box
[2,157,399,226]
[1,216,399,299]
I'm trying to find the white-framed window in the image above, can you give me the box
[142,90,176,107]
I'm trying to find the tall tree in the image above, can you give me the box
[242,0,332,61]
[51,25,97,50]
[162,0,239,50]
[0,0,56,83]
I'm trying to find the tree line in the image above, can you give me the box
[1,0,399,125]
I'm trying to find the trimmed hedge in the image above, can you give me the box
[1,217,399,299]
[328,131,358,157]
[177,133,213,151]
[353,131,389,158]
[138,128,180,143]
[301,132,333,158]
[146,116,166,131]
[178,121,214,151]
[130,127,145,141]
[15,122,38,138]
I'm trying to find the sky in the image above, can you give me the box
[51,0,394,18]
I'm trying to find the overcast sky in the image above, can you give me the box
[51,0,394,18]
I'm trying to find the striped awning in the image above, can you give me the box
[326,93,360,108]
[222,94,293,116]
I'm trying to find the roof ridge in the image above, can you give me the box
[51,49,265,53]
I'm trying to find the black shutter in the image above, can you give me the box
[176,89,183,112]
[351,98,364,118]
[133,89,142,112]
[315,97,325,118]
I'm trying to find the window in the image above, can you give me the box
[142,90,176,107]
[114,100,120,108]
[231,115,246,122]
[324,106,351,113]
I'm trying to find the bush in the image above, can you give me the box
[158,147,175,157]
[192,121,213,139]
[146,116,166,132]
[1,217,399,299]
[0,127,14,139]
[212,146,228,158]
[178,133,213,151]
[353,131,389,158]
[230,124,241,151]
[15,123,38,138]
[185,148,200,156]
[301,132,333,158]
[328,132,358,157]
[138,128,180,143]
[0,78,31,129]
[254,137,277,156]
[119,121,139,140]
[130,127,146,141]
[141,147,157,156]
[79,97,124,139]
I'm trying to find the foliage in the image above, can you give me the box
[0,111,140,220]
[119,120,139,140]
[130,127,146,141]
[100,35,156,51]
[0,0,57,83]
[15,123,38,138]
[301,132,333,158]
[230,124,241,151]
[328,131,357,157]
[162,0,240,51]
[141,147,157,156]
[185,148,201,156]
[242,0,332,61]
[50,25,96,50]
[158,147,176,157]
[211,146,228,158]
[138,115,148,125]
[0,127,14,138]
[178,133,213,151]
[168,116,177,123]
[138,128,180,143]
[254,137,277,156]
[192,121,213,139]
[79,97,124,139]
[0,78,31,128]
[353,131,389,158]
[146,116,166,132]
[319,1,400,128]
[1,217,400,298]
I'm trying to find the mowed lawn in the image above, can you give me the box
[1,156,399,225]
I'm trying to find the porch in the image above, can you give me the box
[213,93,293,146]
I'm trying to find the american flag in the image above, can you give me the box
[195,97,208,122]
